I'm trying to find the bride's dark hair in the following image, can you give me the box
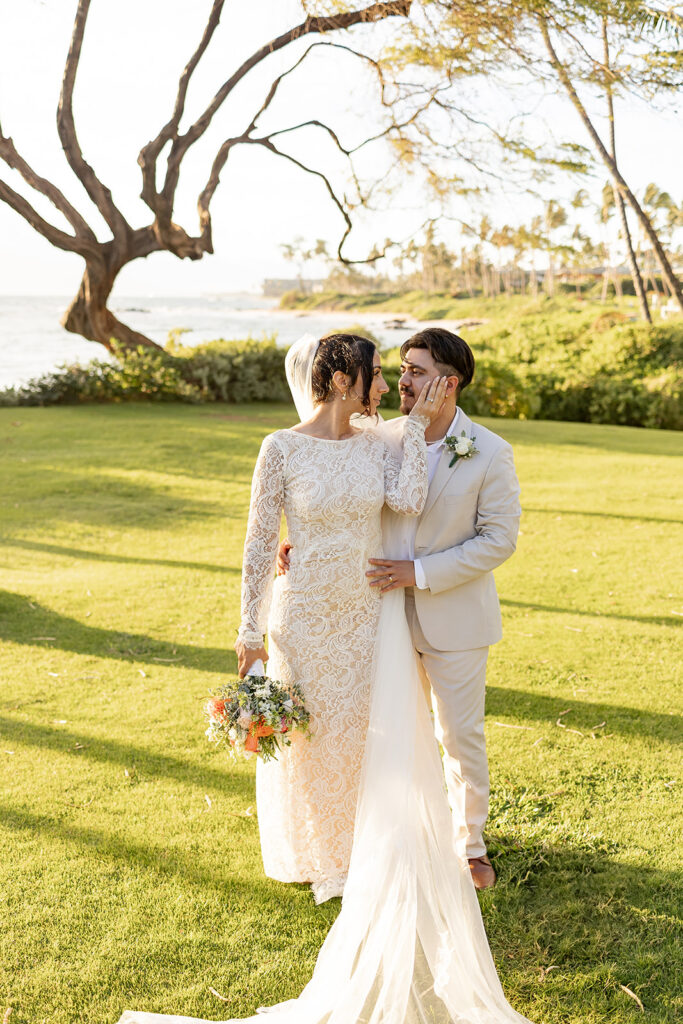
[311,333,376,412]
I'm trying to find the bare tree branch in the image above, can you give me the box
[154,2,411,214]
[138,0,226,209]
[242,42,324,138]
[0,176,89,254]
[250,135,357,260]
[0,124,98,254]
[196,136,246,252]
[57,0,131,240]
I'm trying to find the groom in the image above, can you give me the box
[366,328,521,890]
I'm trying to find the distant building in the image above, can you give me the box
[262,278,325,297]
[557,265,630,281]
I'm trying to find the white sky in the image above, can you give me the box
[0,0,681,297]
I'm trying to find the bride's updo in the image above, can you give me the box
[311,333,376,412]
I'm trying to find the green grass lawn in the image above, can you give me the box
[1,404,681,1024]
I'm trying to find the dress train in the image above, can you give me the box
[118,587,532,1024]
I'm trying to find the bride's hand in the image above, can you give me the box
[236,640,269,678]
[409,375,448,424]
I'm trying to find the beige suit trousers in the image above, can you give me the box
[405,589,489,859]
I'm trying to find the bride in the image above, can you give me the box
[118,333,533,1024]
[235,332,444,904]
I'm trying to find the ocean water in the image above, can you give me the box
[0,293,422,389]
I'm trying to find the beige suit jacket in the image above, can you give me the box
[383,410,521,652]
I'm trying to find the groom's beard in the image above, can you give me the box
[399,390,415,415]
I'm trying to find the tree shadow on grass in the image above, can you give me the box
[501,597,682,629]
[2,591,679,744]
[6,539,240,575]
[0,802,321,918]
[0,716,251,797]
[522,506,683,527]
[486,685,681,745]
[489,419,683,457]
[9,466,221,529]
[481,831,682,1022]
[0,590,235,673]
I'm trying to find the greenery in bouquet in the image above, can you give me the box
[204,674,311,762]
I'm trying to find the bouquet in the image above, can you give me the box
[204,672,311,762]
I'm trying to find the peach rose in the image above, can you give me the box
[207,697,226,719]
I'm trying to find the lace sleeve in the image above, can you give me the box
[383,415,429,515]
[237,433,285,647]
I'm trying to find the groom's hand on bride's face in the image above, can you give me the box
[366,558,416,593]
[277,540,292,575]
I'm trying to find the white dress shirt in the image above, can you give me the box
[413,409,461,589]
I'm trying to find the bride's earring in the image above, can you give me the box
[341,390,347,401]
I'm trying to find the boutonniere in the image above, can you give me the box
[445,431,479,467]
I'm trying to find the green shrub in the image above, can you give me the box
[533,368,683,430]
[0,346,200,407]
[462,359,539,420]
[169,337,290,403]
[0,338,290,408]
[381,367,401,409]
[581,322,683,376]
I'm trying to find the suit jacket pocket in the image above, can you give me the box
[443,490,478,504]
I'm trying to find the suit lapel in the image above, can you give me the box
[420,411,473,522]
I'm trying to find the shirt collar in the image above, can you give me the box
[426,407,461,448]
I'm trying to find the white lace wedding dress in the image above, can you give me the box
[235,419,429,902]
[117,414,533,1024]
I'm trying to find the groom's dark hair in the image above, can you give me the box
[400,328,475,393]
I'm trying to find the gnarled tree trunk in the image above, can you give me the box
[61,262,163,353]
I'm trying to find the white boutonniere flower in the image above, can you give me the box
[445,431,479,467]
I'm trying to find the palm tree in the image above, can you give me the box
[598,183,622,302]
[543,200,567,297]
[600,18,651,321]
[522,216,545,298]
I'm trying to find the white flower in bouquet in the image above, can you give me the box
[238,710,253,729]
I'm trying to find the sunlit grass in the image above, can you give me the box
[1,404,681,1024]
